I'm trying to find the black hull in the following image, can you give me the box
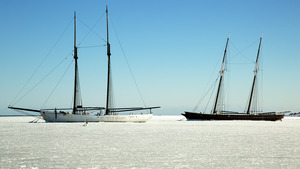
[182,112,284,121]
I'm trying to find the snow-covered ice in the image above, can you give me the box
[0,116,299,168]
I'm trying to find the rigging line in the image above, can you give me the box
[225,48,230,112]
[12,51,73,106]
[260,48,264,113]
[29,116,42,123]
[10,18,74,106]
[244,86,251,113]
[229,39,259,63]
[194,64,220,110]
[193,49,226,111]
[110,18,147,107]
[41,59,74,108]
[204,77,218,113]
[77,13,106,46]
[193,77,219,112]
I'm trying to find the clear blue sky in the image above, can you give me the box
[1,0,299,115]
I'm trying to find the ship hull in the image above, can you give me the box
[100,114,153,123]
[41,110,100,122]
[41,110,153,122]
[182,112,284,121]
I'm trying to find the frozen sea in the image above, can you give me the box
[0,116,299,169]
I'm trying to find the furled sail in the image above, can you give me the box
[73,11,83,114]
[213,37,229,114]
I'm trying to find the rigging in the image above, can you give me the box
[110,16,148,108]
[10,18,74,106]
[10,51,73,107]
[42,60,74,108]
[77,13,107,46]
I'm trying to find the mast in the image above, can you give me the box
[73,11,78,114]
[213,36,229,114]
[247,35,262,114]
[105,5,112,115]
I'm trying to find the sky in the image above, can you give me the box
[1,0,299,115]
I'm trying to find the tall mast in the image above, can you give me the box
[247,35,262,114]
[73,11,78,114]
[213,36,229,114]
[105,5,112,115]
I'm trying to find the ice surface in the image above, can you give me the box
[0,116,299,168]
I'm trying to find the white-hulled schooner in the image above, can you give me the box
[8,12,104,122]
[99,6,160,122]
[9,7,160,123]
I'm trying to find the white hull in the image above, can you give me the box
[40,110,152,123]
[100,114,153,123]
[41,110,100,122]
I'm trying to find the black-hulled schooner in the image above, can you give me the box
[8,12,104,122]
[99,6,160,122]
[182,35,284,121]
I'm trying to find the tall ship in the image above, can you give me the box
[182,35,284,121]
[9,7,159,123]
[99,6,160,122]
[9,12,104,122]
